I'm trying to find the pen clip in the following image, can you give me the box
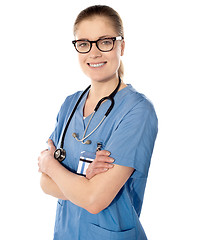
[96,142,102,152]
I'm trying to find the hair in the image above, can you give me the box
[73,5,124,78]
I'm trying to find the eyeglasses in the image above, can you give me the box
[72,36,123,54]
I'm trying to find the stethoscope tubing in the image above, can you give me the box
[60,78,121,148]
[54,77,121,161]
[60,85,91,148]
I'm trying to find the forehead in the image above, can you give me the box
[75,16,117,40]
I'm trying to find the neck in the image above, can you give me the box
[88,76,122,101]
[83,76,127,118]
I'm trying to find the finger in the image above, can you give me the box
[48,139,56,152]
[40,149,48,154]
[96,150,111,157]
[95,155,115,163]
[38,163,41,172]
[91,162,114,169]
[86,167,109,180]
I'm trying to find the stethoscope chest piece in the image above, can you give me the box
[54,148,66,162]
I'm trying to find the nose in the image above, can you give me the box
[89,43,102,58]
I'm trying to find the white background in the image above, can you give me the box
[0,0,198,239]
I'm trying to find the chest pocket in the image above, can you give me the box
[87,224,136,240]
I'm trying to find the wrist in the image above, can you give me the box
[45,157,60,177]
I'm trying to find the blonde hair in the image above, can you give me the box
[73,5,124,78]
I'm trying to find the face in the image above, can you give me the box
[74,16,125,83]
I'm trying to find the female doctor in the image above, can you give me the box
[38,5,158,240]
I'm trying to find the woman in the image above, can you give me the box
[38,5,158,240]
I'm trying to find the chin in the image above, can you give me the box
[87,73,118,83]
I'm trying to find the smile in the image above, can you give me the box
[88,62,106,68]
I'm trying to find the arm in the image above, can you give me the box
[39,147,67,200]
[38,140,134,214]
[40,173,68,200]
[53,162,133,214]
[39,140,114,201]
[44,157,133,214]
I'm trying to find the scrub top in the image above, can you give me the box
[50,84,158,240]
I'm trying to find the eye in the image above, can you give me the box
[77,41,90,48]
[100,39,113,45]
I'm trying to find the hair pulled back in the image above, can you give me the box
[73,5,124,78]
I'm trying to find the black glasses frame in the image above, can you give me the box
[72,36,123,54]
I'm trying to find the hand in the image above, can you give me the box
[86,150,114,180]
[38,139,56,174]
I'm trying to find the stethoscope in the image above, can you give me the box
[54,77,121,162]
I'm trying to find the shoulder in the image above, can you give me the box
[61,91,82,108]
[116,84,158,123]
[58,90,83,115]
[53,90,84,125]
[127,85,155,107]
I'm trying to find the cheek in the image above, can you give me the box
[109,50,121,67]
[78,55,86,68]
[78,54,83,64]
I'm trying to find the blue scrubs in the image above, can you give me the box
[50,84,158,240]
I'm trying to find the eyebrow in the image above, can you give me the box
[77,35,112,41]
[98,35,112,39]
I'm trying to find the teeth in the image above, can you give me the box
[89,63,105,68]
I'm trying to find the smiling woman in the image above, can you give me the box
[38,5,158,240]
[74,16,125,85]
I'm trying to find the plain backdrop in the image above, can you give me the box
[0,0,198,239]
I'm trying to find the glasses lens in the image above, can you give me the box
[98,38,114,52]
[75,41,90,53]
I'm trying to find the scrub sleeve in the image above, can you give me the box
[105,97,158,218]
[106,97,157,177]
[50,93,81,148]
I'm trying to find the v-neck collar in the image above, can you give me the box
[76,84,133,130]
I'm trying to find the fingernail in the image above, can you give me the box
[106,151,111,156]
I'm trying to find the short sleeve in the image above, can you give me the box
[49,93,80,148]
[49,110,61,148]
[105,98,158,178]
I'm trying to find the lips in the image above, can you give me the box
[87,62,107,68]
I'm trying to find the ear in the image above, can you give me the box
[121,40,125,56]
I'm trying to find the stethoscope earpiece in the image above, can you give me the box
[84,140,92,145]
[72,132,92,144]
[72,133,78,138]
